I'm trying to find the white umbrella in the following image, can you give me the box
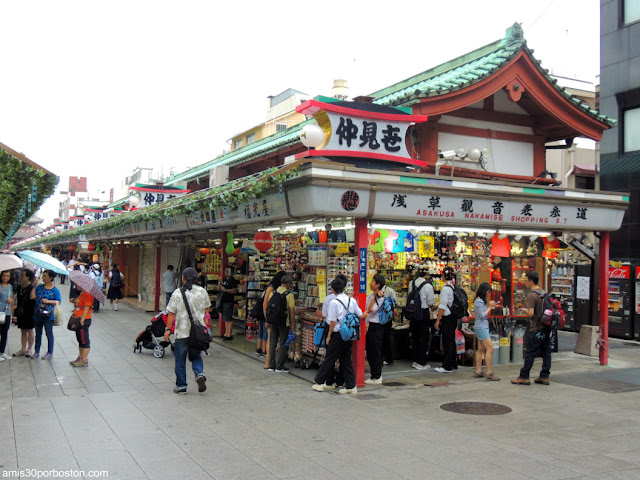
[16,250,69,276]
[0,254,23,272]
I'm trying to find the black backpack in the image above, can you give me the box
[445,284,469,320]
[266,290,290,327]
[111,270,122,287]
[534,290,565,329]
[249,290,266,321]
[404,280,427,321]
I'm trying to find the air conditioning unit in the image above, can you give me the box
[209,165,229,187]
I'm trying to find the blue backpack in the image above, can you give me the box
[313,320,329,347]
[377,296,396,326]
[335,298,361,341]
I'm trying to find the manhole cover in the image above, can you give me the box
[382,382,405,387]
[440,401,512,415]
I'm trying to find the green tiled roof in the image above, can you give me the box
[165,119,312,185]
[371,23,615,127]
[601,152,640,176]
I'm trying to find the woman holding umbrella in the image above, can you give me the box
[70,285,94,367]
[30,270,62,360]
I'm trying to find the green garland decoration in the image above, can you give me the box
[0,149,59,248]
[18,165,300,248]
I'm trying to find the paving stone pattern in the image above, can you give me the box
[1,283,640,479]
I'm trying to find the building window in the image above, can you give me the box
[233,139,242,150]
[246,133,255,145]
[276,123,288,133]
[624,107,640,153]
[624,0,640,25]
[574,175,595,190]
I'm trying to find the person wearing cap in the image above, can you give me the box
[434,266,457,373]
[164,267,210,394]
[89,264,104,313]
[409,267,436,370]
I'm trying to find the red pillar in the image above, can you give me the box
[219,232,229,337]
[154,241,162,312]
[599,231,610,366]
[353,218,368,388]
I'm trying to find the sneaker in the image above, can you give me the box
[71,360,88,367]
[275,368,290,373]
[267,368,276,372]
[383,360,393,366]
[1,353,12,360]
[485,373,500,381]
[259,352,267,357]
[411,362,418,369]
[13,350,26,357]
[69,358,81,365]
[312,383,325,392]
[255,349,262,355]
[0,357,4,362]
[196,375,207,393]
[337,387,358,395]
[322,383,336,390]
[511,377,531,385]
[414,364,431,370]
[434,367,452,373]
[114,304,118,311]
[202,350,210,356]
[41,353,52,360]
[31,352,39,359]
[173,387,187,394]
[534,376,550,385]
[473,371,485,378]
[365,377,383,385]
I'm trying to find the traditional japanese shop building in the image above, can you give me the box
[16,24,628,383]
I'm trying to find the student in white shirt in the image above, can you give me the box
[320,274,347,388]
[434,266,457,373]
[408,267,436,370]
[364,274,388,384]
[312,277,363,394]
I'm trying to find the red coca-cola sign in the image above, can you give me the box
[609,266,630,279]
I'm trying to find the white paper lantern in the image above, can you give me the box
[300,124,324,148]
[128,195,141,207]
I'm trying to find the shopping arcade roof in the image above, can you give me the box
[15,158,629,250]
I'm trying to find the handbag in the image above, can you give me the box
[37,303,54,320]
[53,305,63,326]
[181,288,212,351]
[0,312,5,325]
[215,294,223,312]
[67,315,82,331]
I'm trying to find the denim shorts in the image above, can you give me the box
[474,326,490,341]
[257,320,268,342]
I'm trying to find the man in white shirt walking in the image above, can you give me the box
[312,277,364,394]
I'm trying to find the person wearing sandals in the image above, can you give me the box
[13,269,36,358]
[472,282,500,381]
[0,270,16,362]
[70,286,94,367]
[30,270,61,360]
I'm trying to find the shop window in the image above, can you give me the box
[623,0,640,25]
[233,139,242,150]
[616,88,640,154]
[246,132,256,145]
[574,175,595,190]
[623,107,640,153]
[276,123,287,133]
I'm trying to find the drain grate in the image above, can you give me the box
[424,381,455,387]
[440,401,512,415]
[382,382,406,387]
[355,393,386,400]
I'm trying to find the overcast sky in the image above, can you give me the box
[0,0,600,226]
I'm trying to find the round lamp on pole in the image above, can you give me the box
[300,124,324,148]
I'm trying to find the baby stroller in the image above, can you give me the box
[133,311,174,358]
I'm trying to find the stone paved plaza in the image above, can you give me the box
[2,284,640,479]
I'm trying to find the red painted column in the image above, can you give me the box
[154,241,162,312]
[353,218,368,388]
[219,232,229,337]
[599,231,610,366]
